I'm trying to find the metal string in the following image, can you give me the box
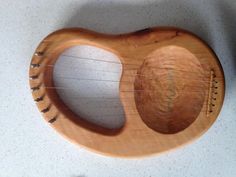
[31,54,219,114]
[30,55,221,92]
[32,64,220,83]
[29,46,222,130]
[34,53,219,73]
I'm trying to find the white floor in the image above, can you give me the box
[0,0,236,177]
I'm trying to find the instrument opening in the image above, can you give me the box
[53,45,125,129]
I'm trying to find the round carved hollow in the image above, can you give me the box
[134,46,206,134]
[29,27,225,157]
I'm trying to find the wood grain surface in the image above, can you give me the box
[29,27,225,157]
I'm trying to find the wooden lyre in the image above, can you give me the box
[29,27,225,157]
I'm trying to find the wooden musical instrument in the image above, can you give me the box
[29,27,225,157]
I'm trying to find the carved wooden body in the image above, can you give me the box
[29,27,225,157]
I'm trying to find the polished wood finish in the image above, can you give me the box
[29,27,225,157]
[134,46,207,133]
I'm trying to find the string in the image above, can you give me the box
[31,51,222,122]
[60,55,141,66]
[30,54,222,85]
[32,76,221,88]
[31,64,221,82]
[53,76,213,82]
[33,54,220,71]
[31,54,220,100]
[31,71,221,91]
[33,86,216,95]
[55,94,216,102]
[39,99,215,115]
[34,54,141,66]
[46,90,214,107]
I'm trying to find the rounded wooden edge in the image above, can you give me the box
[29,27,225,157]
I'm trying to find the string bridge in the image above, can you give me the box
[207,69,218,116]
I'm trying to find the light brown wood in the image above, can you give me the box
[29,27,225,157]
[134,46,207,133]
